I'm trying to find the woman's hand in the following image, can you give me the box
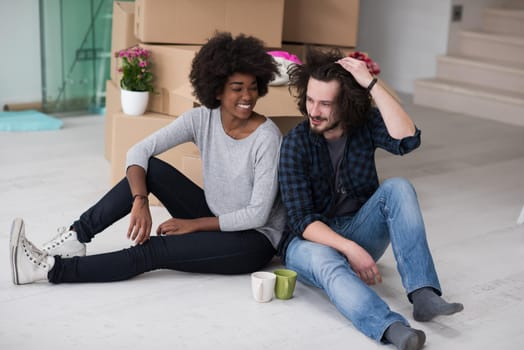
[127,197,152,245]
[157,217,220,236]
[341,240,382,285]
[156,218,198,236]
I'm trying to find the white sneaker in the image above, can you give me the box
[42,226,86,257]
[10,218,54,285]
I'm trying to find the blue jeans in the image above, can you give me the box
[284,178,441,341]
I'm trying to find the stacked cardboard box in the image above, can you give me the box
[107,0,363,205]
[279,1,398,101]
[108,1,206,206]
[134,0,285,47]
[106,1,139,161]
[107,0,292,205]
[111,113,201,189]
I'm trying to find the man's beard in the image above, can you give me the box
[309,116,341,135]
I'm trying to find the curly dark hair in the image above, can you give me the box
[288,47,372,131]
[189,32,278,109]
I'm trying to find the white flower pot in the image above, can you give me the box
[121,89,149,116]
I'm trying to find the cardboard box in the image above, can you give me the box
[111,112,202,205]
[283,0,360,47]
[141,44,199,90]
[140,44,201,115]
[148,88,199,117]
[269,116,304,136]
[173,83,301,118]
[105,80,121,161]
[135,0,284,47]
[106,81,195,161]
[181,155,203,189]
[255,86,301,117]
[110,1,139,85]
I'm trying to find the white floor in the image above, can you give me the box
[1,97,523,350]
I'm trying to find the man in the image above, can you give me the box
[277,48,463,350]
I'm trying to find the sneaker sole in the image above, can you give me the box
[9,218,24,285]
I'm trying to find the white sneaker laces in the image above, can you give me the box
[45,226,70,248]
[22,237,48,268]
[54,226,69,239]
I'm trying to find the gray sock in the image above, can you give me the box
[384,322,426,350]
[411,287,464,322]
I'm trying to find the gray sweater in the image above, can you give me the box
[126,107,286,248]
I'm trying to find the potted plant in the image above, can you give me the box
[115,46,154,116]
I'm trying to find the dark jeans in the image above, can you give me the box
[48,158,275,283]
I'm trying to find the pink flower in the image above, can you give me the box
[115,46,154,92]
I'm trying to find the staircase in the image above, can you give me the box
[413,4,524,127]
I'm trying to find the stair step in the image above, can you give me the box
[413,78,524,127]
[484,8,524,36]
[500,0,524,10]
[437,55,524,93]
[459,31,524,65]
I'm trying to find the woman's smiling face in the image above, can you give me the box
[217,72,259,121]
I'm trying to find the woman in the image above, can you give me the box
[10,32,286,284]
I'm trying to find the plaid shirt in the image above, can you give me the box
[277,108,421,257]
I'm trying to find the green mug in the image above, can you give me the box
[273,269,298,300]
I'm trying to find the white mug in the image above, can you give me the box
[251,271,276,302]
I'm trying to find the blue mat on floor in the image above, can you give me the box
[0,110,63,132]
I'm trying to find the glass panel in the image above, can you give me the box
[40,0,113,114]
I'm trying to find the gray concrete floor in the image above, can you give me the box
[1,96,523,349]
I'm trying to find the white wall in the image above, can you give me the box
[0,0,42,109]
[357,0,452,94]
